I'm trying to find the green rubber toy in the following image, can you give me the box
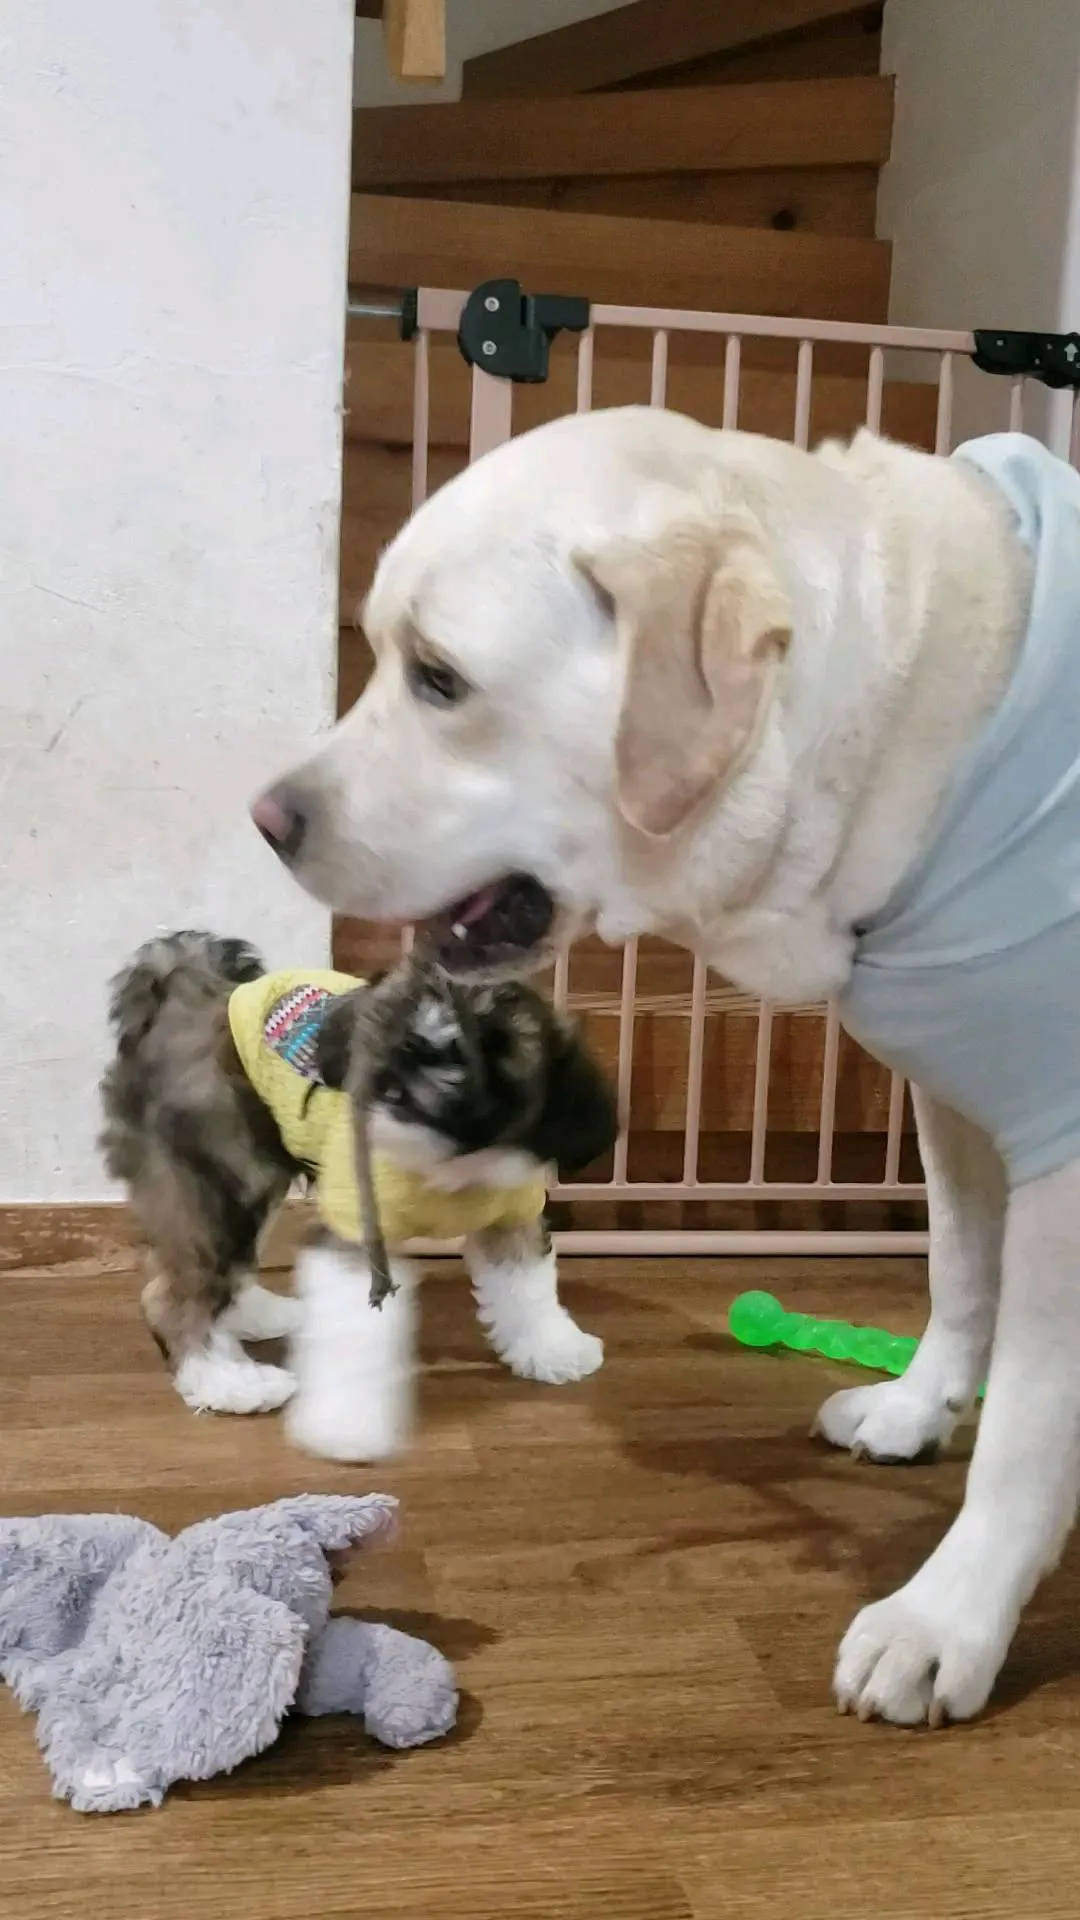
[728,1291,987,1401]
[729,1289,918,1378]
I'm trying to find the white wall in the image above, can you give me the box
[0,0,355,1200]
[355,0,629,106]
[880,0,1080,448]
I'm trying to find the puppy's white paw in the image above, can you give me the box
[223,1281,303,1343]
[813,1378,962,1461]
[835,1585,1006,1726]
[498,1317,604,1385]
[175,1343,296,1416]
[285,1389,409,1463]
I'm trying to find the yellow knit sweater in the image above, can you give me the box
[227,969,547,1245]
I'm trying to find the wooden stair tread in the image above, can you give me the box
[388,167,879,238]
[619,6,883,89]
[353,77,893,189]
[349,192,891,323]
[462,0,869,99]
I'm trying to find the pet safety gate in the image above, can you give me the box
[347,284,1080,1258]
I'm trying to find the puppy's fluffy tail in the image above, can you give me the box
[106,930,265,1058]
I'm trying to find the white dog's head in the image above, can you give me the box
[253,407,809,974]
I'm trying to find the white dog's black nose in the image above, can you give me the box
[251,785,308,863]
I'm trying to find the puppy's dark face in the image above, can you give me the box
[316,964,617,1176]
[371,974,545,1154]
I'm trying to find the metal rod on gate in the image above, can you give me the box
[816,1003,841,1185]
[682,956,708,1185]
[794,340,813,449]
[576,329,594,412]
[935,353,955,454]
[612,940,639,1184]
[749,1004,774,1184]
[884,1072,906,1184]
[411,329,430,509]
[866,346,885,432]
[347,298,404,321]
[723,336,741,428]
[650,330,669,407]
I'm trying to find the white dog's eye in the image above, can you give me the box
[405,644,470,709]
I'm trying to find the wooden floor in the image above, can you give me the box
[3,1252,1080,1916]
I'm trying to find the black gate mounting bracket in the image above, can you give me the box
[457,279,591,382]
[972,329,1080,389]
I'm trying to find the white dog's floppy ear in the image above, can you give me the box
[577,499,792,838]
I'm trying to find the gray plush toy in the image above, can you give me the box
[0,1493,457,1812]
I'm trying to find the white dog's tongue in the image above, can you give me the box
[451,885,500,930]
[409,873,556,970]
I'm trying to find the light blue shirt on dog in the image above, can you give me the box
[840,433,1080,1185]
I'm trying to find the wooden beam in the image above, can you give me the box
[353,75,892,189]
[348,192,891,325]
[383,0,445,82]
[462,0,866,99]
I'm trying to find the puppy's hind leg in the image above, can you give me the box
[136,1162,297,1415]
[466,1218,604,1384]
[142,1263,297,1416]
[221,1263,304,1344]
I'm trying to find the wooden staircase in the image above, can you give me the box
[338,1,927,1193]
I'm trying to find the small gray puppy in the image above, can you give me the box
[100,933,617,1436]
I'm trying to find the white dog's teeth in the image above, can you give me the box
[451,922,468,939]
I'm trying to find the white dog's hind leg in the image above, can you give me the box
[815,1093,1005,1461]
[835,1153,1080,1726]
[466,1221,603,1384]
[286,1238,417,1461]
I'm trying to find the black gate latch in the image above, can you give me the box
[972,330,1080,389]
[457,279,591,382]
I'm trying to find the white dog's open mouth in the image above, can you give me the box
[419,873,557,972]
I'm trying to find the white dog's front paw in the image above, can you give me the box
[813,1378,962,1462]
[498,1317,604,1385]
[175,1341,296,1415]
[835,1584,1007,1727]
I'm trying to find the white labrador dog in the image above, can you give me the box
[253,405,1080,1728]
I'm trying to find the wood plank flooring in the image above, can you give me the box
[2,1251,1079,1916]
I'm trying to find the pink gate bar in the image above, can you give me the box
[372,289,1063,1258]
